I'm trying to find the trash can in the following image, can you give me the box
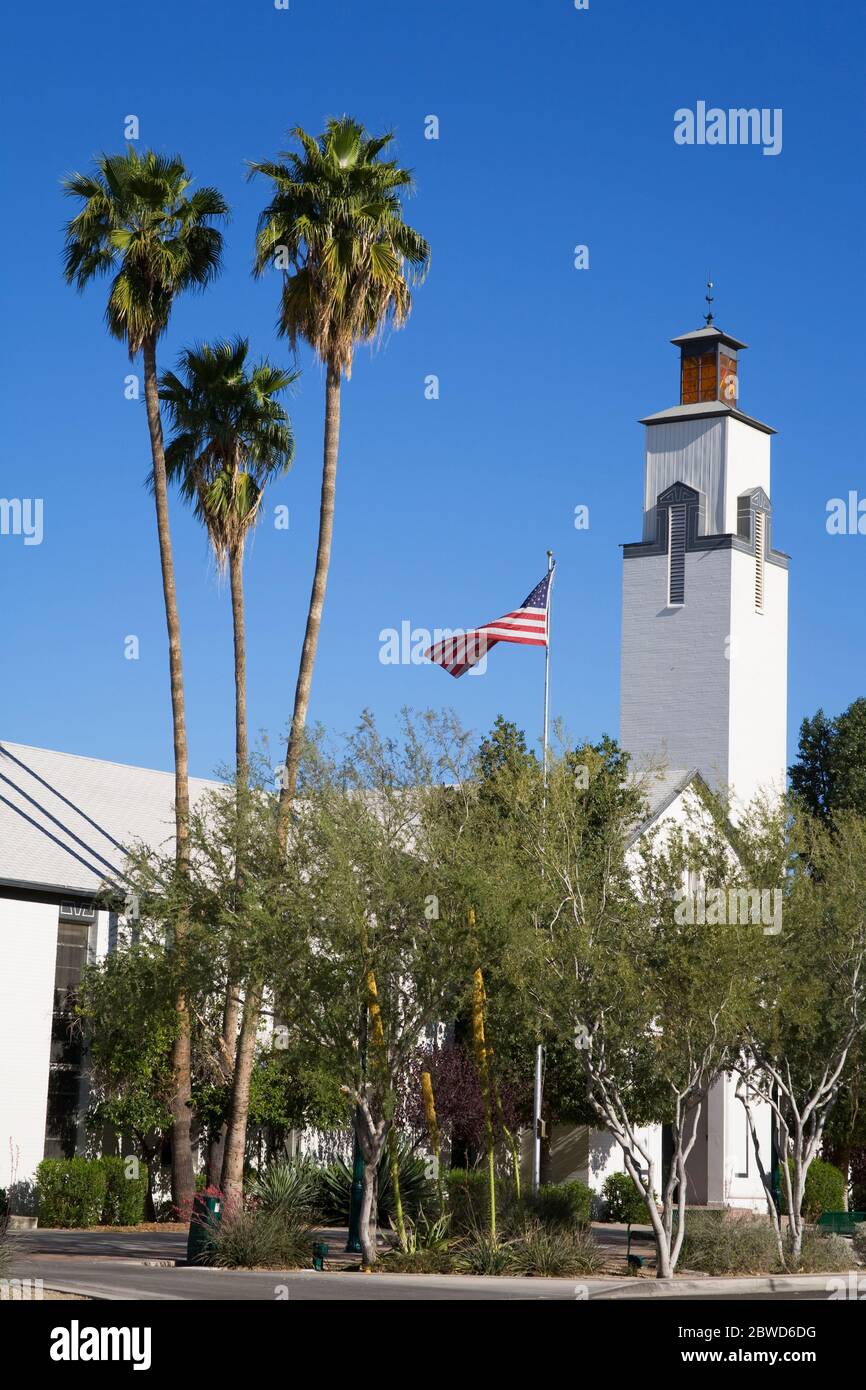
[312,1239,329,1271]
[186,1193,222,1266]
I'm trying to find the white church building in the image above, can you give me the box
[0,315,787,1215]
[547,317,788,1207]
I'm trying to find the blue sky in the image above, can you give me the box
[2,0,865,779]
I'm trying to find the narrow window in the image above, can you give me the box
[668,503,686,606]
[754,509,765,612]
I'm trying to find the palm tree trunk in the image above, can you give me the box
[142,334,195,1215]
[213,542,250,1191]
[276,360,341,849]
[228,541,249,782]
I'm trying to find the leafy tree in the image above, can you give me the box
[62,147,228,1210]
[735,808,866,1266]
[272,712,474,1265]
[77,946,176,1220]
[495,741,759,1277]
[790,698,866,822]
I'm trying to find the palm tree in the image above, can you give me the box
[159,339,296,1196]
[62,148,228,1210]
[159,338,296,782]
[250,117,430,847]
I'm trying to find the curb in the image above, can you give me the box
[592,1271,863,1299]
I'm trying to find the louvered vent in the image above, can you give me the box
[668,503,686,606]
[754,509,765,612]
[737,494,752,542]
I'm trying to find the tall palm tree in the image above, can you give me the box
[159,338,296,783]
[159,340,295,1196]
[251,117,430,848]
[62,148,228,1210]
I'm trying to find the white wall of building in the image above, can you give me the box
[0,897,57,1195]
[728,550,788,808]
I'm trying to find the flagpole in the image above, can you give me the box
[532,549,555,1197]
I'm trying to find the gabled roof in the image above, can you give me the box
[627,766,703,845]
[0,742,220,897]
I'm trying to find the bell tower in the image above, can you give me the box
[619,318,789,809]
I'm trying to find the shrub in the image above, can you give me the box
[381,1247,455,1274]
[791,1228,852,1274]
[211,1209,313,1270]
[399,1207,451,1254]
[678,1211,778,1275]
[99,1157,148,1226]
[603,1172,650,1225]
[452,1227,516,1275]
[852,1223,866,1262]
[445,1168,516,1235]
[510,1221,603,1277]
[37,1159,107,1229]
[521,1181,592,1230]
[319,1141,434,1224]
[791,1159,846,1222]
[248,1159,322,1222]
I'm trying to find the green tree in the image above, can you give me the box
[790,698,866,822]
[62,147,228,1210]
[273,712,473,1265]
[160,338,295,784]
[736,808,866,1266]
[250,118,430,839]
[498,742,758,1277]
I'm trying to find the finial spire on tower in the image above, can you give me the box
[704,275,715,325]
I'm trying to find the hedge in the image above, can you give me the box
[521,1180,592,1228]
[100,1157,148,1226]
[36,1157,148,1228]
[37,1158,107,1228]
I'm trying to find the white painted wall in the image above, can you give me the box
[728,549,788,808]
[0,898,57,1195]
[723,419,771,532]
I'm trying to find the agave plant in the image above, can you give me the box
[318,1140,434,1224]
[247,1159,322,1221]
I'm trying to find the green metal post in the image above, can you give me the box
[345,1134,365,1253]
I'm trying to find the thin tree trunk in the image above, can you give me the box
[142,335,194,1214]
[221,980,262,1208]
[359,1152,379,1269]
[213,542,251,1195]
[277,361,341,849]
[207,984,240,1188]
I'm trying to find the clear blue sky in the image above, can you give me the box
[3,0,865,779]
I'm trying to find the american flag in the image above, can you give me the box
[425,566,555,678]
